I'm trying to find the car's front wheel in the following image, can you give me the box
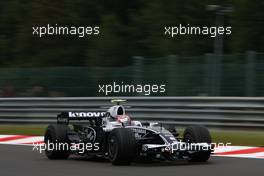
[183,126,212,162]
[108,128,136,165]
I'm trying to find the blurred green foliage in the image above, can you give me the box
[0,53,263,97]
[0,0,263,67]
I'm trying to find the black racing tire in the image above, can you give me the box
[108,128,136,165]
[183,126,211,162]
[44,124,71,160]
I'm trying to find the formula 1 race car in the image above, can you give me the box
[44,99,213,165]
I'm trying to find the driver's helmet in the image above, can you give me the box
[107,105,131,125]
[108,105,125,119]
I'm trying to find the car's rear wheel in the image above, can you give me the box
[44,124,70,160]
[108,128,136,165]
[183,126,211,162]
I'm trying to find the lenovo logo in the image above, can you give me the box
[68,112,105,118]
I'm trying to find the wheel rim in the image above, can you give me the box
[108,135,118,160]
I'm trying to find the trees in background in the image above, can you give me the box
[0,0,263,67]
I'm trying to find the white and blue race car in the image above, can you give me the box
[44,99,213,165]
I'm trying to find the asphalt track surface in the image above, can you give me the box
[0,145,262,176]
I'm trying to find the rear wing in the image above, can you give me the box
[57,111,106,125]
